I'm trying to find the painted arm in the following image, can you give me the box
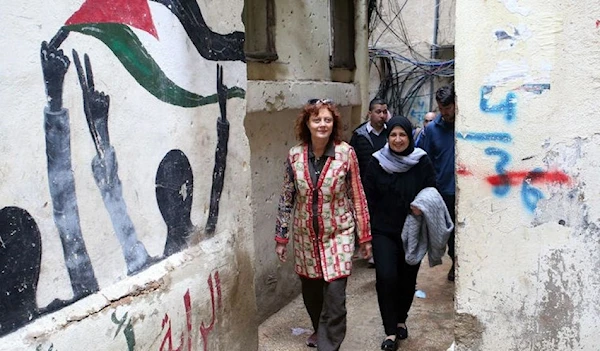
[41,41,99,298]
[73,50,150,275]
[205,65,230,235]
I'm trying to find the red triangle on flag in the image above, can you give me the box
[65,0,158,39]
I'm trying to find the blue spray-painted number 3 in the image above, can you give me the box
[484,147,511,196]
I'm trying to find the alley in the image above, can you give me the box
[258,257,455,351]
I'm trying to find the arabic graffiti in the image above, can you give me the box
[159,271,222,351]
[112,311,136,351]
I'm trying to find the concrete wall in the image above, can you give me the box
[0,0,257,349]
[247,1,368,322]
[455,1,600,349]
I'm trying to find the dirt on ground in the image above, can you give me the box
[258,255,455,351]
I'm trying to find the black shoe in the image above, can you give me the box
[381,338,398,351]
[306,332,317,348]
[448,264,455,282]
[396,325,408,340]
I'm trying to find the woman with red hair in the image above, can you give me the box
[275,99,372,350]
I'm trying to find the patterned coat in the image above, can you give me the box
[275,141,371,282]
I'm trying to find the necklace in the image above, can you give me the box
[313,156,323,176]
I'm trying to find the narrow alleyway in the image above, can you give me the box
[258,256,455,351]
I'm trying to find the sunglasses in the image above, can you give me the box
[307,98,333,105]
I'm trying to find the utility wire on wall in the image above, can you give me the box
[368,0,455,123]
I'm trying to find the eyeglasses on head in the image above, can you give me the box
[307,98,333,105]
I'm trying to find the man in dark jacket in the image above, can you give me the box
[350,98,389,181]
[417,85,457,281]
[350,98,389,268]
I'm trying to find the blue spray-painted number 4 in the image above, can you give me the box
[480,86,517,122]
[485,147,511,197]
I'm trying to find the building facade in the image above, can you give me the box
[245,0,370,322]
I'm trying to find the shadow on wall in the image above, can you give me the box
[244,109,302,323]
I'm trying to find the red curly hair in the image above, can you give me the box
[294,100,343,144]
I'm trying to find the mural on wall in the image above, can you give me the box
[1,0,244,338]
[0,207,42,335]
[156,149,195,256]
[73,50,153,275]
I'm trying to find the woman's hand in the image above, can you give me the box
[276,243,287,262]
[359,242,372,259]
[410,205,422,216]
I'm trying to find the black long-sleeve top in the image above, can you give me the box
[363,155,436,236]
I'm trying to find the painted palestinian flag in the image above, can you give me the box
[62,0,245,108]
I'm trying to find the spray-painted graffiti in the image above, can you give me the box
[1,0,243,337]
[409,99,427,124]
[159,271,222,351]
[479,86,518,123]
[459,82,570,212]
[112,311,136,351]
[457,132,512,143]
[32,271,221,350]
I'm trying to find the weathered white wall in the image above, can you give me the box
[1,0,257,349]
[455,0,600,349]
[246,1,367,322]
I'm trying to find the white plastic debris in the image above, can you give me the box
[291,327,312,336]
[415,290,427,298]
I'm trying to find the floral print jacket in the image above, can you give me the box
[275,141,371,281]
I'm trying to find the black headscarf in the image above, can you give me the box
[386,115,415,156]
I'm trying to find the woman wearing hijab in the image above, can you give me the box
[275,99,372,350]
[363,116,436,351]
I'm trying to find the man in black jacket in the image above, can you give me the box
[350,98,389,181]
[350,98,389,268]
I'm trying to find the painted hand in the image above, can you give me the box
[216,64,228,122]
[73,49,111,157]
[40,41,70,112]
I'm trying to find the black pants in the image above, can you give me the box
[442,194,456,262]
[300,276,348,351]
[372,231,421,336]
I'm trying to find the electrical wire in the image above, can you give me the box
[368,0,455,121]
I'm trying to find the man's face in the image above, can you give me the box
[423,113,435,127]
[437,102,456,123]
[368,104,388,130]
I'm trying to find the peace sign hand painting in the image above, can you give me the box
[73,49,153,276]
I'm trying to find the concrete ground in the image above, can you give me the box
[258,256,455,351]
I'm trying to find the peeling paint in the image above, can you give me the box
[536,250,582,349]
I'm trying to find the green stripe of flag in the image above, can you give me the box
[64,23,245,107]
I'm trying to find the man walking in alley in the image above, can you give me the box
[417,85,457,281]
[350,97,389,181]
[350,98,389,268]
